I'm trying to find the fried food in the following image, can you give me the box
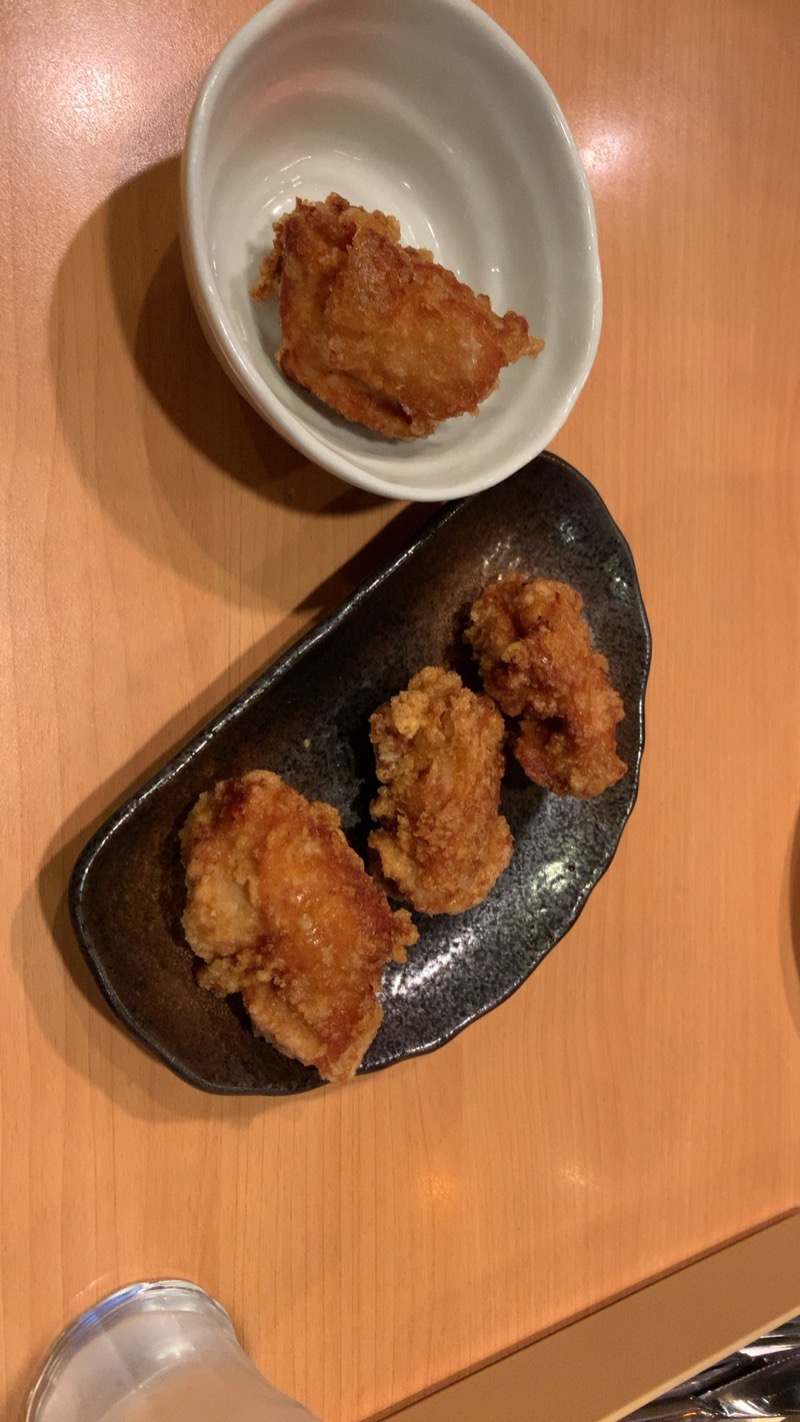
[252,192,543,439]
[181,770,418,1083]
[368,667,512,915]
[466,574,626,798]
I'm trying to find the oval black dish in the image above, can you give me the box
[69,452,652,1093]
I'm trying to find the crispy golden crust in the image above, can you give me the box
[368,667,513,915]
[252,192,544,439]
[180,770,417,1083]
[466,575,627,798]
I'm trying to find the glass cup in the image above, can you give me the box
[25,1279,322,1422]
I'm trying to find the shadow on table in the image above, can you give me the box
[49,154,432,605]
[779,807,800,1040]
[10,621,297,1127]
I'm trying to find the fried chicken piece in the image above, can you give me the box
[181,770,418,1083]
[252,192,543,439]
[368,667,513,915]
[466,574,627,798]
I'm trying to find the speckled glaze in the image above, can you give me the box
[69,453,651,1094]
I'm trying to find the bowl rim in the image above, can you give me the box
[181,0,602,501]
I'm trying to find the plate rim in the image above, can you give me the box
[68,450,652,1094]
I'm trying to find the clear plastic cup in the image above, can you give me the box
[25,1279,322,1422]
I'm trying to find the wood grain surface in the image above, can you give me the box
[2,1,800,1419]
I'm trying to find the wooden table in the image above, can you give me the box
[3,2,800,1418]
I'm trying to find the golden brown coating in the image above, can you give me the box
[466,574,627,798]
[252,192,543,439]
[181,770,418,1083]
[368,667,513,915]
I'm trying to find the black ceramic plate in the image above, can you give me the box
[70,453,651,1094]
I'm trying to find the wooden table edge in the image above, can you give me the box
[379,1210,800,1422]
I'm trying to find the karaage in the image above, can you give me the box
[181,770,418,1083]
[252,192,543,439]
[369,666,512,915]
[467,574,626,798]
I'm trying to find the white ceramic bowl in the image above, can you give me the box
[181,0,601,502]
